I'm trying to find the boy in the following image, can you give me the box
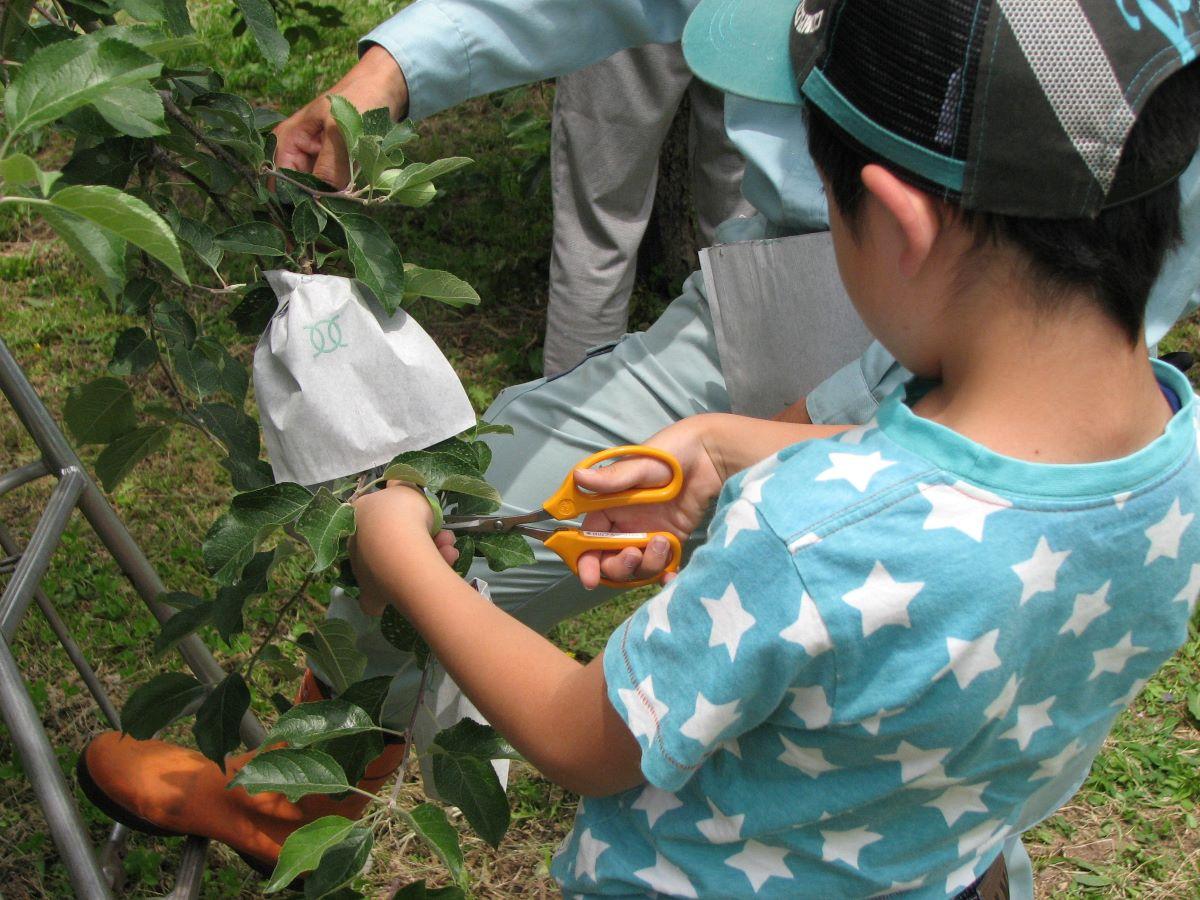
[350,0,1200,896]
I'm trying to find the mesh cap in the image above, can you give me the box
[684,0,1200,218]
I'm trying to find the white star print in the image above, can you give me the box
[779,592,833,656]
[1111,677,1148,708]
[957,819,1006,858]
[815,450,896,492]
[918,481,1011,541]
[1144,499,1193,564]
[788,686,833,728]
[999,696,1056,750]
[1089,632,1149,681]
[721,498,761,548]
[841,562,924,637]
[573,829,610,881]
[1059,581,1112,636]
[878,741,951,783]
[945,858,982,895]
[1113,491,1132,511]
[1031,739,1086,781]
[1011,536,1071,604]
[725,841,792,892]
[985,674,1020,721]
[885,877,927,893]
[680,693,742,745]
[633,852,697,898]
[720,738,743,759]
[632,784,683,828]
[859,706,903,736]
[778,735,839,776]
[617,676,669,742]
[1173,564,1200,615]
[923,782,990,826]
[701,584,757,662]
[935,629,1002,690]
[739,457,778,503]
[642,582,675,640]
[697,799,745,844]
[820,825,883,869]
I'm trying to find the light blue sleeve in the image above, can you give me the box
[362,0,699,121]
[805,150,1200,425]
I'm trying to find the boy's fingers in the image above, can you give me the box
[577,551,602,590]
[573,457,672,495]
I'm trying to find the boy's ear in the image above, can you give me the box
[861,164,941,279]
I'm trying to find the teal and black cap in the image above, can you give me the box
[684,0,1200,218]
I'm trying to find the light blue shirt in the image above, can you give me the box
[551,360,1200,898]
[363,0,1200,426]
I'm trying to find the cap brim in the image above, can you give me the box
[683,0,802,106]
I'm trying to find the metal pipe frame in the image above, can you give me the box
[0,334,265,896]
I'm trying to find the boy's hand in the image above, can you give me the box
[574,418,723,589]
[351,484,460,616]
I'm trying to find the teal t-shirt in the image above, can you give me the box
[553,360,1200,898]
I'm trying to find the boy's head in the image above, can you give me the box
[685,0,1200,373]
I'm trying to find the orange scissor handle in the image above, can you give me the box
[542,445,684,520]
[543,530,682,589]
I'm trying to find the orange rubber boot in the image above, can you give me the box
[77,671,404,873]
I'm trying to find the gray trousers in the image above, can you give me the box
[542,42,755,376]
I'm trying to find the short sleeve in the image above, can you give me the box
[603,504,835,792]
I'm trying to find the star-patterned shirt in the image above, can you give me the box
[553,360,1200,898]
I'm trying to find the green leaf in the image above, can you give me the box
[433,719,516,761]
[117,0,193,35]
[438,475,500,507]
[337,676,392,726]
[64,377,136,444]
[401,265,479,308]
[152,300,196,348]
[211,548,274,641]
[430,751,510,848]
[109,326,159,376]
[1187,687,1200,725]
[380,605,429,668]
[50,184,188,282]
[229,283,278,336]
[387,181,437,208]
[215,221,287,256]
[176,215,222,272]
[60,138,141,190]
[120,277,157,315]
[360,107,392,138]
[380,157,472,194]
[169,342,221,398]
[195,402,259,460]
[380,120,417,156]
[41,206,125,300]
[94,424,172,491]
[424,438,484,475]
[202,482,312,584]
[220,454,275,491]
[337,213,405,314]
[230,748,348,801]
[4,36,162,136]
[295,620,366,695]
[121,671,204,739]
[153,599,213,653]
[470,441,492,474]
[261,700,377,748]
[304,827,372,899]
[267,816,356,893]
[474,532,536,573]
[233,0,289,69]
[92,83,166,137]
[296,488,356,572]
[451,533,474,577]
[379,462,428,487]
[405,803,464,882]
[291,201,323,244]
[384,450,479,490]
[0,153,62,195]
[471,421,514,438]
[327,94,362,155]
[193,672,250,767]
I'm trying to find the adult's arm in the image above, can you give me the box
[364,0,700,122]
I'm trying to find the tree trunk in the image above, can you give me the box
[636,92,699,298]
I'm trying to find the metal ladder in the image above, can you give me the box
[0,334,265,898]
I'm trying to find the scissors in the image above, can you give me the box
[444,445,684,588]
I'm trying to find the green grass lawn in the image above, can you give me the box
[2,2,1199,897]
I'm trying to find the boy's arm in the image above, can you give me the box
[351,486,644,797]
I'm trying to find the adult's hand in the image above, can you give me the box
[274,44,410,189]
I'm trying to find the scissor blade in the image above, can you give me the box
[444,508,549,532]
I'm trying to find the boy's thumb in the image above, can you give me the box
[573,458,669,495]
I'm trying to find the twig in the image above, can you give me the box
[266,168,375,204]
[389,662,431,805]
[244,571,315,682]
[148,320,226,452]
[149,147,238,227]
[30,2,64,26]
[160,91,290,231]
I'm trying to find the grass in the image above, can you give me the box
[1,3,1199,897]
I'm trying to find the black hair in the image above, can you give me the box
[804,63,1200,344]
